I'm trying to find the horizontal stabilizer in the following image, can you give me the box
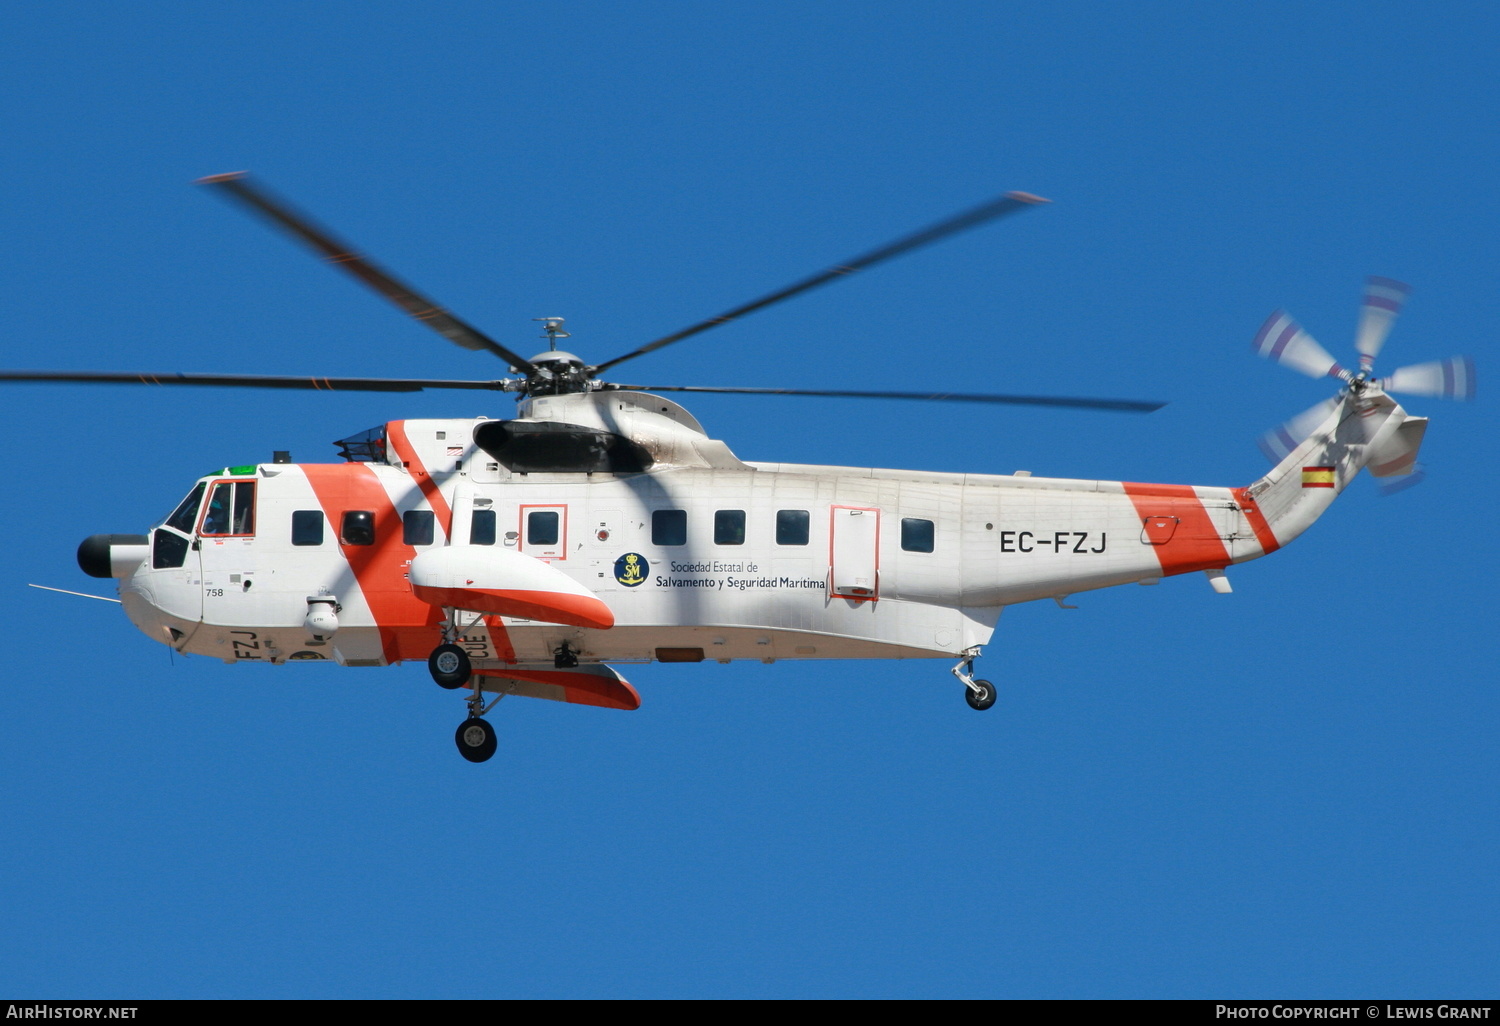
[1366,415,1428,478]
[472,663,640,711]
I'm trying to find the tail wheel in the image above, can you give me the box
[455,717,497,762]
[429,643,471,689]
[965,679,997,711]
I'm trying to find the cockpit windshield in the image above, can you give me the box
[161,483,206,533]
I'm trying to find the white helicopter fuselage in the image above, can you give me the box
[110,387,1420,693]
[25,177,1460,758]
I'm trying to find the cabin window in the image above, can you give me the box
[200,481,256,537]
[163,483,205,534]
[341,510,376,546]
[901,518,935,553]
[776,509,810,546]
[291,511,325,546]
[652,509,687,547]
[527,510,560,547]
[715,509,746,545]
[471,509,496,546]
[151,529,189,569]
[403,510,436,546]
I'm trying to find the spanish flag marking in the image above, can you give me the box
[1302,466,1335,488]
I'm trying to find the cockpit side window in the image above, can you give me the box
[151,529,189,569]
[164,483,206,533]
[232,483,255,534]
[202,483,232,534]
[200,481,256,537]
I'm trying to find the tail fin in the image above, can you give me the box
[1241,391,1419,550]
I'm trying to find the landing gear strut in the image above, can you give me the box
[430,609,487,689]
[951,648,996,711]
[454,674,504,763]
[430,611,502,761]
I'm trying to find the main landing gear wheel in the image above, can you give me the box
[429,643,471,689]
[455,717,497,762]
[965,679,997,711]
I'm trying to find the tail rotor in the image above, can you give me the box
[1252,276,1475,483]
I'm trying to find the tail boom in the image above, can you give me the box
[1238,390,1417,553]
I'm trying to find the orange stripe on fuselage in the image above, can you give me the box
[482,615,516,664]
[1122,482,1231,576]
[386,420,454,538]
[385,421,516,662]
[1230,487,1280,556]
[301,463,443,664]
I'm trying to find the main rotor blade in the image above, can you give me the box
[593,191,1050,374]
[604,383,1163,412]
[0,370,513,393]
[1252,310,1351,381]
[198,173,536,373]
[1355,276,1411,368]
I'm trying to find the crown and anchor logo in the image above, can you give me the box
[614,552,649,587]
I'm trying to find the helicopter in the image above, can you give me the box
[4,175,1475,762]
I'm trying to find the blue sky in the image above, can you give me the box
[1,1,1495,998]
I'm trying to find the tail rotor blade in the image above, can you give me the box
[1257,396,1341,463]
[1376,466,1426,496]
[1355,276,1411,369]
[1379,357,1476,399]
[1252,311,1350,381]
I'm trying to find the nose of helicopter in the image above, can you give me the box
[117,567,167,642]
[114,550,203,650]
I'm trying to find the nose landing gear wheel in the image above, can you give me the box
[455,717,497,762]
[429,643,472,689]
[965,679,997,711]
